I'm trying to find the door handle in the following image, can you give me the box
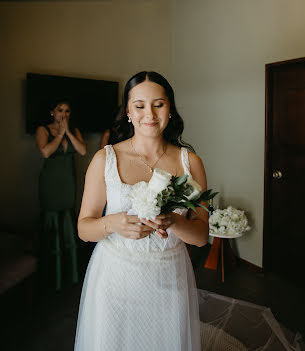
[272,170,282,179]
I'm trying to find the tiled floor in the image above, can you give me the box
[1,244,304,350]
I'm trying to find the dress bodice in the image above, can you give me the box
[102,144,192,252]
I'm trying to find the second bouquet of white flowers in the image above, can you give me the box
[209,206,251,237]
[128,168,218,220]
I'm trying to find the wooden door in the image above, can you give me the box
[264,58,305,286]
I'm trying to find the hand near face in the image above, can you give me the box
[62,116,70,133]
[58,119,66,137]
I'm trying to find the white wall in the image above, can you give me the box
[0,0,172,232]
[173,0,305,266]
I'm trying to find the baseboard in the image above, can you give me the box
[238,258,264,273]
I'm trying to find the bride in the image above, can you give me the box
[74,71,209,351]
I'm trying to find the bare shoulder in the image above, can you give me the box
[36,125,48,136]
[87,148,107,174]
[188,151,207,188]
[188,151,204,169]
[92,147,106,164]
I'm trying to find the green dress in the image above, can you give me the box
[38,125,79,291]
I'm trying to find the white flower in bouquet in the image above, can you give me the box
[128,168,218,221]
[128,181,161,220]
[209,206,250,236]
[148,168,172,193]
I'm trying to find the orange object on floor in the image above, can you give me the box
[204,237,237,282]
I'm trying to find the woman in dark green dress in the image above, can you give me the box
[36,99,86,291]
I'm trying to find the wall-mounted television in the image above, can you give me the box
[26,73,119,134]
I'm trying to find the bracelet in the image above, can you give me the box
[103,217,111,235]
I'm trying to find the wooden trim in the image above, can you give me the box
[263,63,273,271]
[266,56,305,68]
[239,258,263,274]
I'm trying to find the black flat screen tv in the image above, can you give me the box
[26,73,119,134]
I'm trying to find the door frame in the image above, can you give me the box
[263,57,305,271]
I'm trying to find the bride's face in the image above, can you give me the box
[126,80,170,137]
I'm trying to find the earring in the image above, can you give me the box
[128,115,131,123]
[169,114,172,119]
[51,112,54,117]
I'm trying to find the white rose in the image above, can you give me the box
[185,176,202,200]
[148,168,172,194]
[128,181,161,220]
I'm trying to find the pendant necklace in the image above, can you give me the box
[130,139,167,173]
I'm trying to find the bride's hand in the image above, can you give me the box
[140,213,176,239]
[108,212,154,240]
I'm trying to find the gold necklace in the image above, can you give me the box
[130,139,167,173]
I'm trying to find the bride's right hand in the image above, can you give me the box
[107,212,154,240]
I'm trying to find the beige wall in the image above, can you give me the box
[173,0,305,266]
[0,0,172,232]
[3,0,305,267]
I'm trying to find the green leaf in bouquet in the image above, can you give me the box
[171,175,178,182]
[198,203,209,212]
[209,191,219,199]
[178,194,189,201]
[157,199,165,207]
[184,201,197,212]
[189,192,202,202]
[200,189,212,198]
[169,196,184,202]
[157,194,163,206]
[183,184,193,196]
[174,174,188,187]
[164,204,188,212]
[200,189,219,201]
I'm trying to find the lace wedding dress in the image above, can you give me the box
[74,145,201,351]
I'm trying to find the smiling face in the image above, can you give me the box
[126,80,170,138]
[51,103,71,123]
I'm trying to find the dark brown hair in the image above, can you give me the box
[112,71,195,152]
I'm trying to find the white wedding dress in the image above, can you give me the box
[74,145,201,351]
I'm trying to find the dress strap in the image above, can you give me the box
[44,125,51,134]
[104,145,121,185]
[181,147,191,175]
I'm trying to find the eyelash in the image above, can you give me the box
[136,104,163,109]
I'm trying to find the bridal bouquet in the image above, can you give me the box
[209,206,250,237]
[128,168,218,220]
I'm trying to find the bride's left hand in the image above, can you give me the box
[140,213,176,239]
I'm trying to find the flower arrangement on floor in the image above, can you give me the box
[128,168,218,220]
[209,206,251,237]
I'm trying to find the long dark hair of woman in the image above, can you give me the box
[112,71,195,153]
